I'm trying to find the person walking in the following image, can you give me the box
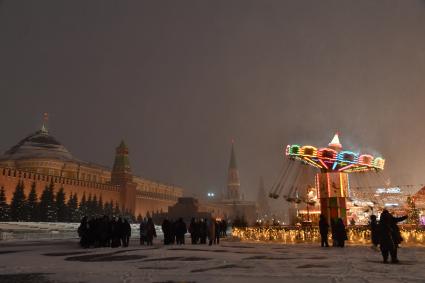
[369,215,379,250]
[199,218,207,244]
[123,219,131,247]
[207,218,216,246]
[140,218,148,245]
[335,218,347,247]
[78,216,90,248]
[319,214,329,247]
[214,220,220,244]
[146,217,156,246]
[175,218,187,245]
[189,218,197,244]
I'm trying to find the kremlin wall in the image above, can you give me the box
[0,123,183,218]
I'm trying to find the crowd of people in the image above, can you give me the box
[318,209,408,264]
[78,215,132,248]
[78,216,228,248]
[79,210,408,264]
[161,217,227,246]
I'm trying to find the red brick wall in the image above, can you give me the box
[0,168,179,217]
[0,168,121,206]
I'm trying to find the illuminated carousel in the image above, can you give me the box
[269,133,385,225]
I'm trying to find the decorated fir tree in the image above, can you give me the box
[0,186,10,221]
[407,196,420,225]
[27,182,39,221]
[10,181,27,221]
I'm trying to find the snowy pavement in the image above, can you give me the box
[0,239,425,283]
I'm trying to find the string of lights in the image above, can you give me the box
[232,226,425,246]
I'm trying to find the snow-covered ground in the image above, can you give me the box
[1,237,425,283]
[0,222,164,241]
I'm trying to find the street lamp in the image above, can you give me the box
[207,192,215,198]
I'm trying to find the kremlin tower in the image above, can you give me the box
[111,140,137,214]
[227,141,241,200]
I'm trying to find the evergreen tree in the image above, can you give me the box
[0,186,10,221]
[56,187,67,222]
[39,182,57,222]
[136,213,143,222]
[10,181,27,221]
[79,193,88,218]
[104,201,113,216]
[67,193,79,222]
[98,195,104,216]
[87,194,93,217]
[92,194,98,217]
[27,182,39,221]
[113,201,121,216]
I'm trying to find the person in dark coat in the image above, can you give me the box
[162,218,171,245]
[207,218,216,246]
[199,218,207,244]
[335,218,347,247]
[78,216,90,248]
[110,217,121,248]
[369,215,379,249]
[189,218,197,244]
[122,219,131,247]
[379,210,407,263]
[214,220,220,244]
[319,214,329,247]
[146,217,156,246]
[330,218,337,247]
[175,218,187,245]
[221,220,227,237]
[140,218,147,245]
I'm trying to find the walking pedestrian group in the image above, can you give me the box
[319,209,408,264]
[77,215,131,249]
[78,215,228,248]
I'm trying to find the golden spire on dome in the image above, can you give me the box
[40,112,49,134]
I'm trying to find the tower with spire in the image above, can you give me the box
[111,140,133,185]
[111,140,136,213]
[227,141,241,200]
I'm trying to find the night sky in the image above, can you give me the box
[1,1,425,202]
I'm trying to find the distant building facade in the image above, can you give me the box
[0,121,183,218]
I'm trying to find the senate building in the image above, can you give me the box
[0,120,183,218]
